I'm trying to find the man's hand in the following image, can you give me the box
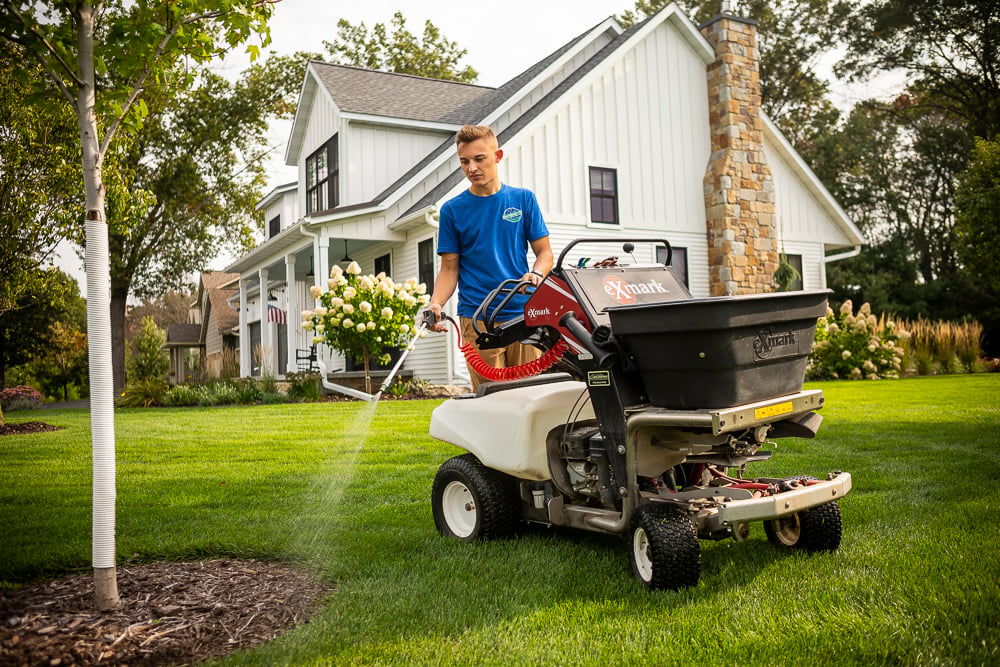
[426,302,448,332]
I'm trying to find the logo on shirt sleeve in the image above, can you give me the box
[502,207,523,223]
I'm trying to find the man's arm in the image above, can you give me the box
[428,252,459,331]
[521,236,554,287]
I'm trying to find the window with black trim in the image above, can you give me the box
[268,215,280,239]
[589,167,619,225]
[657,245,688,288]
[777,253,803,291]
[374,253,391,277]
[418,239,435,288]
[306,135,339,214]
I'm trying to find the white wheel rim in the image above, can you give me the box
[633,527,654,582]
[772,514,801,546]
[441,480,477,538]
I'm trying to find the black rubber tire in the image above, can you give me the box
[764,500,843,552]
[628,504,701,590]
[431,454,518,541]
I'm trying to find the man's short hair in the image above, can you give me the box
[455,124,496,146]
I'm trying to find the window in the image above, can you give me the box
[374,253,391,277]
[777,253,803,291]
[418,239,435,289]
[589,167,619,225]
[268,215,280,239]
[306,135,339,214]
[657,245,689,288]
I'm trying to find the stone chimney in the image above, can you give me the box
[700,8,777,296]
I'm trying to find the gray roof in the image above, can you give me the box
[310,61,493,124]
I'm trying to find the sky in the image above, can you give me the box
[57,0,905,292]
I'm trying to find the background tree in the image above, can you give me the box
[0,0,275,610]
[34,320,89,402]
[618,0,841,151]
[324,11,478,83]
[0,270,86,392]
[94,51,308,396]
[0,41,82,320]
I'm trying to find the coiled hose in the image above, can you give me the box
[447,318,569,382]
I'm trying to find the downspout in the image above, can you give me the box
[299,222,377,401]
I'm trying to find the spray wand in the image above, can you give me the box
[371,310,444,402]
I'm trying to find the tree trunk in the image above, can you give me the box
[76,2,119,611]
[110,292,128,396]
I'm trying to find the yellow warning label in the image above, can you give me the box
[755,401,793,420]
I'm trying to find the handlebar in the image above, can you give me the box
[555,237,672,271]
[471,278,536,335]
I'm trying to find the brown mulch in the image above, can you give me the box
[0,559,332,666]
[0,422,61,437]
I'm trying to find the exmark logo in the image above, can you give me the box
[753,328,798,360]
[527,307,551,318]
[603,275,669,305]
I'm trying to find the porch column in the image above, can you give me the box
[239,278,250,377]
[258,267,273,376]
[285,253,298,374]
[317,236,330,294]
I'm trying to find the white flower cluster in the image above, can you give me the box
[301,261,430,367]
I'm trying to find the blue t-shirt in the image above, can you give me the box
[438,184,549,320]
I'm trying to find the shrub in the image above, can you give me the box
[896,317,983,375]
[127,316,168,384]
[118,378,168,407]
[808,300,908,380]
[0,385,44,411]
[286,371,320,401]
[232,377,263,404]
[163,384,200,407]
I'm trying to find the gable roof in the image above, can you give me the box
[309,62,493,124]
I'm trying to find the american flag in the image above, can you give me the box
[267,304,287,324]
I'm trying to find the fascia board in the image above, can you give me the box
[285,63,343,165]
[341,112,463,133]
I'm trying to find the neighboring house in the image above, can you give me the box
[164,323,202,385]
[197,271,240,377]
[227,3,863,385]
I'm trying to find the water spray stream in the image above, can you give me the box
[371,321,428,404]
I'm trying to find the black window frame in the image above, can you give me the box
[306,135,339,215]
[374,253,392,277]
[589,166,619,225]
[418,239,435,289]
[268,215,280,239]
[657,245,689,289]
[778,253,804,291]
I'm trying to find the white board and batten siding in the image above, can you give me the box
[495,18,713,295]
[297,87,341,217]
[344,124,452,204]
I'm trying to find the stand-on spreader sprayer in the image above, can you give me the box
[427,238,851,590]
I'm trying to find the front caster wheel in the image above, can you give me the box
[764,500,842,551]
[432,454,518,541]
[628,504,701,590]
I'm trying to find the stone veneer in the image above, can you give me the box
[700,13,778,296]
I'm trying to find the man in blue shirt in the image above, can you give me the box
[428,125,553,388]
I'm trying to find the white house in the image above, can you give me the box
[226,3,863,385]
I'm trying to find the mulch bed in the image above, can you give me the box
[0,559,332,666]
[0,422,61,437]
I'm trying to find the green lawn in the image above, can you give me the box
[2,375,998,665]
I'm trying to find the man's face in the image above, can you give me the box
[457,137,502,193]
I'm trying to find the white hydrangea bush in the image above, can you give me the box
[301,261,429,376]
[808,299,910,380]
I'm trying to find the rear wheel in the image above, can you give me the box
[432,454,518,540]
[628,504,701,590]
[764,500,842,551]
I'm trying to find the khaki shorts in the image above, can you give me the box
[460,317,542,389]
